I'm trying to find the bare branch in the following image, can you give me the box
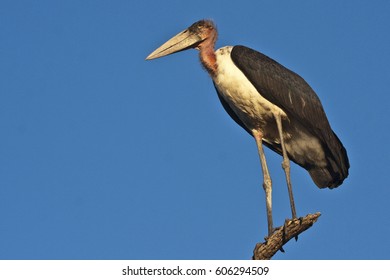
[252,212,321,260]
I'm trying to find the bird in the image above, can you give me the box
[146,19,349,235]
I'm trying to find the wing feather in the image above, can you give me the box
[231,45,332,140]
[230,45,349,186]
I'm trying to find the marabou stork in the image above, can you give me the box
[146,20,349,235]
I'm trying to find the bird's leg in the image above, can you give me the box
[274,113,297,220]
[252,130,273,236]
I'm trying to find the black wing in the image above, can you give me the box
[230,45,349,186]
[231,45,331,139]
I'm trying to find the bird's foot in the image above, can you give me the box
[263,227,279,242]
[283,218,300,241]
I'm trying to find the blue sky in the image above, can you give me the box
[1,1,389,260]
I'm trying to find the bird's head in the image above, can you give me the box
[146,19,217,60]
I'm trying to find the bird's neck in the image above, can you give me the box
[198,36,217,76]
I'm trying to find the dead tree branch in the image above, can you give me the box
[252,212,321,260]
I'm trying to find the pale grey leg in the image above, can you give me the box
[253,130,273,235]
[274,113,297,219]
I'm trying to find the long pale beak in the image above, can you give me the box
[146,28,202,60]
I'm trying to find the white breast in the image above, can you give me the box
[212,46,287,142]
